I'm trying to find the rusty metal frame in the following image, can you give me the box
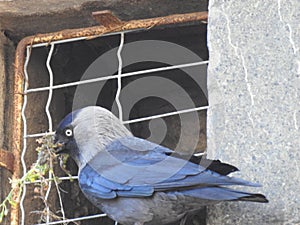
[6,10,207,225]
[0,149,14,172]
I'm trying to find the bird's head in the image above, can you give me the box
[54,106,132,167]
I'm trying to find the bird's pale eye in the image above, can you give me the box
[65,129,73,137]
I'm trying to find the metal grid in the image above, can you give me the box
[10,11,208,225]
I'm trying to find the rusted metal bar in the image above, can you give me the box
[92,10,124,28]
[17,11,207,47]
[122,11,208,30]
[10,10,208,225]
[0,149,15,172]
[10,35,25,225]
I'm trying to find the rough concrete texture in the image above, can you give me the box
[0,31,15,225]
[0,33,6,147]
[207,0,300,224]
[0,0,208,42]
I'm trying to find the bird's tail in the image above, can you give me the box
[234,193,268,203]
[183,186,268,203]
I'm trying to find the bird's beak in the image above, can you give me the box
[54,141,65,153]
[53,136,66,154]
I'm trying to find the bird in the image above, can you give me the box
[54,106,268,225]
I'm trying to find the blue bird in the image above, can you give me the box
[54,106,268,225]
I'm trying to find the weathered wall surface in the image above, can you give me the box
[0,31,15,225]
[207,0,300,224]
[0,0,208,42]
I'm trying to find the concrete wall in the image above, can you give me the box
[0,31,15,225]
[0,0,208,42]
[207,0,300,224]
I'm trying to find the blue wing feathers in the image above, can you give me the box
[79,164,154,199]
[117,186,154,197]
[79,137,261,200]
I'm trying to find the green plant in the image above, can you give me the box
[0,135,70,223]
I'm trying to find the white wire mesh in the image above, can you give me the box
[21,29,209,225]
[116,32,125,122]
[44,43,55,225]
[20,42,31,225]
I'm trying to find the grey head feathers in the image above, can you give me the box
[56,106,132,167]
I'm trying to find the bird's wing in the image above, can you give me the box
[79,137,259,199]
[79,163,155,199]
